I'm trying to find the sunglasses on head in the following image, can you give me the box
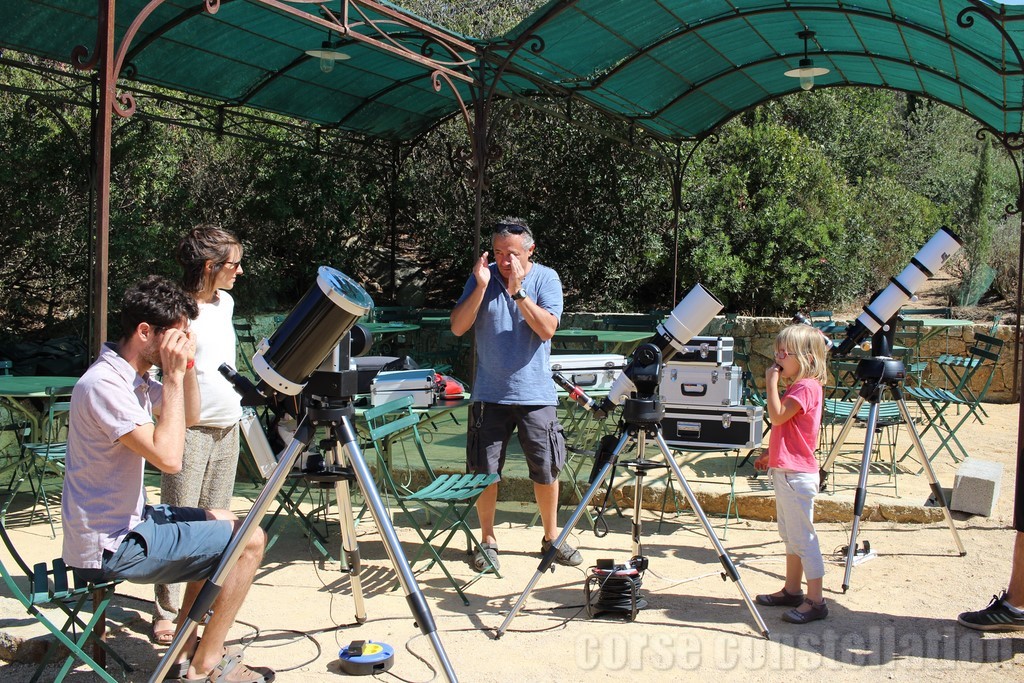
[494,222,532,237]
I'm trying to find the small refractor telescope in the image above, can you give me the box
[595,283,723,416]
[834,227,962,356]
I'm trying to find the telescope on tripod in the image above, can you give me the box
[821,227,967,592]
[498,284,771,639]
[150,267,459,683]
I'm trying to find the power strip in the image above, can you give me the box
[840,541,877,565]
[852,548,877,565]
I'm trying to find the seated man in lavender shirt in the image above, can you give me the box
[62,276,273,683]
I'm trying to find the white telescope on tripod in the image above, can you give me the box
[596,283,723,416]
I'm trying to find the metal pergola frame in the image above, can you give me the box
[4,0,1024,513]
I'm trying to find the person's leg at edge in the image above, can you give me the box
[1007,530,1024,607]
[535,480,560,542]
[784,554,804,597]
[177,512,267,678]
[476,483,499,546]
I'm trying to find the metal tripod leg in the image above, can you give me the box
[819,390,965,593]
[332,415,457,682]
[818,396,866,488]
[496,432,631,638]
[840,402,880,592]
[655,431,770,639]
[325,439,367,623]
[893,394,966,556]
[151,414,459,683]
[496,429,770,640]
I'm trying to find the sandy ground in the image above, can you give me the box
[1,402,1023,682]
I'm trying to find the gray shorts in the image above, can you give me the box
[466,402,566,485]
[74,504,233,585]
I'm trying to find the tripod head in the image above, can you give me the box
[851,314,907,398]
[619,343,666,428]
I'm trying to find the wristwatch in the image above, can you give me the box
[512,288,528,301]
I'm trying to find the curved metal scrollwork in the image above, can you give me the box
[958,5,1024,69]
[69,0,109,71]
[524,34,545,55]
[978,127,1024,215]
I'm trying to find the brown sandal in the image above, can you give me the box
[151,618,176,646]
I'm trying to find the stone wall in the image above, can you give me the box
[241,312,1020,402]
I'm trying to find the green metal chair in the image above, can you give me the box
[14,385,73,537]
[364,396,499,605]
[232,319,261,380]
[903,334,1003,466]
[0,513,131,682]
[820,398,905,495]
[0,360,31,490]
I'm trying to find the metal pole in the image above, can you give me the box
[91,0,116,358]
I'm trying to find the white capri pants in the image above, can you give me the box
[772,468,825,580]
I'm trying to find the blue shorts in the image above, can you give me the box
[75,504,233,585]
[466,402,566,485]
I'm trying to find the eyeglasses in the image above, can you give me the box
[220,260,242,269]
[774,350,798,360]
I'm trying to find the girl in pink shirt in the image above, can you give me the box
[753,324,830,624]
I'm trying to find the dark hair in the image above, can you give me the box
[120,275,200,339]
[176,224,242,295]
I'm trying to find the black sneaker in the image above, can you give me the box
[541,537,583,566]
[958,592,1024,631]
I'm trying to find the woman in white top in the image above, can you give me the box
[152,225,245,645]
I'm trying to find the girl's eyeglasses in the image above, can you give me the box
[774,350,798,360]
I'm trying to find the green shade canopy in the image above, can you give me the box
[491,0,1024,141]
[3,1,1024,143]
[0,0,479,141]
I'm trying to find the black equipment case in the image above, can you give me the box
[660,404,764,450]
[672,336,735,366]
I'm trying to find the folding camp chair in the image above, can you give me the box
[14,385,73,537]
[0,514,131,682]
[903,334,1003,466]
[364,396,499,605]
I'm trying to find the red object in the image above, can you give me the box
[435,373,465,398]
[186,359,195,370]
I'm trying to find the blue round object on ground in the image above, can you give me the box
[338,640,395,676]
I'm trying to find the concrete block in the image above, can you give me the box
[951,459,1003,516]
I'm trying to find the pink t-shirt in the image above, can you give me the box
[767,378,823,473]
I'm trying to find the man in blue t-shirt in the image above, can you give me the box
[451,218,583,572]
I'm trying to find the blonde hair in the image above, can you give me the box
[775,324,829,384]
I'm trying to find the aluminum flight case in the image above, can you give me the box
[661,362,743,407]
[660,404,764,450]
[370,369,438,408]
[549,353,626,393]
[672,336,735,366]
